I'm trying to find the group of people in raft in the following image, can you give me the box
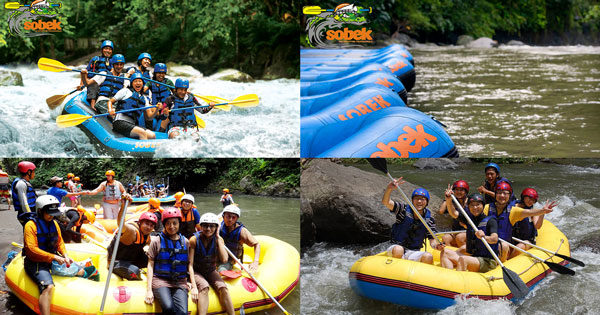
[383,162,557,273]
[76,39,215,140]
[126,181,169,199]
[10,161,259,315]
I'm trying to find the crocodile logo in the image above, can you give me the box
[4,1,63,37]
[303,3,373,48]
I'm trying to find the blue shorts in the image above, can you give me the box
[24,258,54,293]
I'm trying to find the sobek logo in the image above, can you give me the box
[303,3,373,48]
[4,1,63,37]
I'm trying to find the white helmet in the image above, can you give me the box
[36,195,61,216]
[200,212,219,225]
[181,194,195,204]
[222,205,241,218]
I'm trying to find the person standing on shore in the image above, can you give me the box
[85,170,126,219]
[11,161,37,226]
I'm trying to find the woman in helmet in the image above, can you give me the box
[189,213,234,315]
[382,177,443,263]
[156,78,214,139]
[85,170,126,220]
[11,161,37,226]
[127,52,152,84]
[145,207,191,314]
[509,188,552,258]
[477,162,513,205]
[107,72,158,140]
[178,194,201,239]
[220,188,234,208]
[78,40,114,107]
[439,180,470,247]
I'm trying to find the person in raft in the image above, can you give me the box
[11,161,37,226]
[439,193,500,272]
[107,196,157,280]
[77,40,114,109]
[382,177,443,263]
[143,63,174,130]
[146,197,165,233]
[439,180,470,247]
[79,53,128,114]
[177,194,201,239]
[477,162,513,205]
[145,207,190,315]
[85,170,126,220]
[217,205,260,273]
[189,212,235,315]
[57,205,95,243]
[509,187,547,258]
[484,181,556,261]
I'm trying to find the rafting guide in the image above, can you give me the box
[303,3,374,48]
[4,0,63,37]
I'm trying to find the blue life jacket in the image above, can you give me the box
[488,202,513,242]
[169,95,197,128]
[512,200,537,243]
[86,56,111,79]
[192,231,217,274]
[150,81,172,105]
[219,221,244,262]
[127,67,151,88]
[98,73,126,98]
[466,215,499,259]
[115,87,147,126]
[34,218,59,254]
[154,232,188,280]
[11,178,36,214]
[391,205,432,250]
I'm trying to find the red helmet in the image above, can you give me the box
[17,161,36,174]
[162,207,182,223]
[139,211,158,225]
[521,188,538,202]
[495,181,512,194]
[452,180,469,194]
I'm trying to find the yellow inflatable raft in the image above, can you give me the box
[5,235,299,314]
[349,220,571,309]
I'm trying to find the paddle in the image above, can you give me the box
[367,158,442,243]
[46,89,78,109]
[4,1,61,9]
[98,198,130,315]
[512,236,585,267]
[449,194,530,299]
[55,105,156,128]
[499,239,574,275]
[302,5,371,15]
[223,246,292,315]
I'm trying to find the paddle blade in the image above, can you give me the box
[555,253,585,267]
[38,57,70,72]
[195,113,206,129]
[502,267,529,299]
[545,261,575,275]
[56,113,91,128]
[303,6,325,14]
[195,94,230,104]
[367,158,388,174]
[46,94,69,109]
[4,2,21,9]
[220,269,242,279]
[231,94,259,107]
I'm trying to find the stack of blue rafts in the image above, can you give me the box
[301,44,458,158]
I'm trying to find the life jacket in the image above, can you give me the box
[221,194,233,207]
[34,218,59,254]
[192,231,218,274]
[115,87,147,127]
[150,81,172,105]
[168,94,197,129]
[86,56,111,78]
[107,222,149,268]
[179,207,198,239]
[154,232,188,280]
[512,201,537,243]
[390,204,432,250]
[466,215,499,259]
[104,181,122,201]
[98,72,126,98]
[219,221,244,263]
[11,178,37,213]
[488,202,513,242]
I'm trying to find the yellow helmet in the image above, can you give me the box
[74,176,80,181]
[105,170,115,176]
[174,191,185,202]
[149,198,161,208]
[84,210,96,224]
[223,188,229,193]
[67,173,75,179]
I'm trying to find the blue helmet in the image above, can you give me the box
[485,162,500,174]
[412,188,430,202]
[101,40,114,50]
[138,52,152,62]
[110,54,125,65]
[143,184,148,188]
[128,183,133,187]
[154,63,167,73]
[175,78,189,89]
[130,72,144,82]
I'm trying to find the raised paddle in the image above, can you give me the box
[46,89,78,109]
[449,194,530,299]
[499,239,575,275]
[367,158,442,243]
[4,1,61,9]
[302,5,372,15]
[98,198,130,315]
[55,105,156,128]
[223,246,292,315]
[512,236,585,267]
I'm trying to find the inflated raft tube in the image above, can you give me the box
[301,71,407,104]
[301,84,405,117]
[301,44,414,65]
[301,57,415,92]
[349,220,571,310]
[302,106,457,158]
[131,194,176,204]
[63,91,169,154]
[301,62,393,82]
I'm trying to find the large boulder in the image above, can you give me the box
[413,158,459,170]
[0,70,23,86]
[239,175,259,194]
[301,159,442,247]
[166,63,204,78]
[465,37,499,48]
[209,69,254,83]
[507,40,526,46]
[456,35,474,46]
[265,181,287,197]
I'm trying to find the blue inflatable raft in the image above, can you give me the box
[63,91,170,155]
[131,194,176,204]
[301,44,414,65]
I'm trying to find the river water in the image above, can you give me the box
[0,64,299,157]
[0,192,300,314]
[301,160,600,314]
[408,46,600,157]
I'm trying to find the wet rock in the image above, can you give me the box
[0,70,23,87]
[263,43,298,79]
[239,175,258,194]
[210,69,254,83]
[166,63,204,78]
[301,197,317,247]
[413,158,458,170]
[301,159,442,246]
[507,40,526,46]
[574,229,600,254]
[452,157,472,164]
[265,181,287,197]
[465,37,499,48]
[456,35,474,46]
